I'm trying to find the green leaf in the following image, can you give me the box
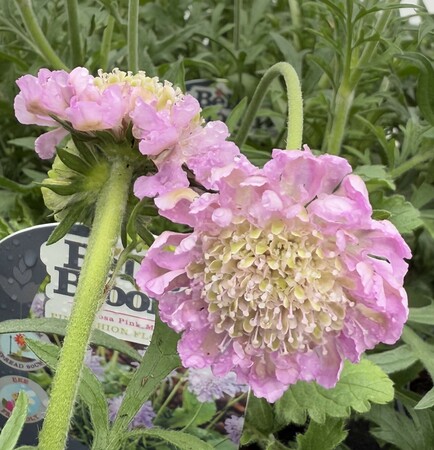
[367,403,434,450]
[0,318,142,361]
[0,391,28,450]
[411,183,434,209]
[415,386,434,410]
[401,326,434,381]
[354,164,395,191]
[7,137,36,150]
[366,345,419,374]
[26,339,109,448]
[163,58,186,91]
[245,394,275,434]
[128,428,214,450]
[226,97,248,134]
[371,193,422,234]
[0,176,36,194]
[274,359,394,425]
[107,314,180,450]
[408,303,434,325]
[296,417,348,450]
[166,389,216,429]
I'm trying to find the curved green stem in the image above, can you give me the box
[65,0,82,66]
[38,159,133,450]
[15,0,68,70]
[100,15,115,71]
[128,0,139,73]
[234,62,303,150]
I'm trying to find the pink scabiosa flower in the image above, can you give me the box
[136,146,411,402]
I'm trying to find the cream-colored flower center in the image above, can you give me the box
[94,68,183,109]
[191,220,353,354]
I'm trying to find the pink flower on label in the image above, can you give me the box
[136,146,411,402]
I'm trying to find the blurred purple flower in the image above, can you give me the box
[187,367,248,403]
[224,415,244,444]
[107,395,155,428]
[30,293,46,318]
[84,350,105,380]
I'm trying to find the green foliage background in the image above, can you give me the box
[1,1,434,449]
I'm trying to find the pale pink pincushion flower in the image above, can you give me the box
[136,146,411,402]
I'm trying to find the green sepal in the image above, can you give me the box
[46,201,86,244]
[41,180,85,196]
[56,147,92,175]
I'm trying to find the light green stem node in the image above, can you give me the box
[38,158,133,450]
[15,0,68,70]
[128,0,139,73]
[235,62,303,150]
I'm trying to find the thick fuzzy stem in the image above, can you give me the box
[235,62,303,150]
[38,159,133,450]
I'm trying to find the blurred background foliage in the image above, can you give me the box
[1,0,434,449]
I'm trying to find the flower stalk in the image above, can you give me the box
[15,0,68,70]
[65,0,82,66]
[38,158,133,450]
[128,0,139,73]
[234,62,303,150]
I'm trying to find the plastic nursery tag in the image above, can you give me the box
[0,223,247,448]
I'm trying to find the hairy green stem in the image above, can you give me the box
[100,15,115,71]
[323,7,393,154]
[15,0,68,70]
[65,0,82,66]
[235,62,303,150]
[128,0,139,73]
[38,159,133,450]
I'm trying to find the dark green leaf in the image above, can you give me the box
[367,345,419,374]
[296,417,348,450]
[274,360,394,425]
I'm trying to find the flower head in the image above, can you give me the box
[187,367,248,402]
[108,395,155,428]
[84,350,105,381]
[136,146,411,402]
[224,415,244,444]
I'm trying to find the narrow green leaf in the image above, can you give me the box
[107,314,180,450]
[401,326,434,381]
[274,359,394,425]
[0,318,141,361]
[367,403,434,450]
[226,97,248,134]
[367,345,418,374]
[26,339,109,448]
[296,417,348,450]
[128,428,214,450]
[7,137,36,150]
[0,391,28,450]
[0,176,35,194]
[415,387,434,410]
[408,303,434,325]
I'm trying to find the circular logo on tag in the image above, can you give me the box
[0,333,50,371]
[0,375,48,422]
